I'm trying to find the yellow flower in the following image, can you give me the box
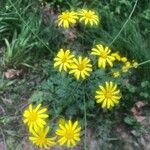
[54,49,75,72]
[111,52,121,61]
[79,9,99,26]
[113,71,120,78]
[56,120,81,148]
[23,104,48,131]
[57,11,78,28]
[132,61,138,68]
[58,117,66,126]
[121,57,128,63]
[95,81,121,109]
[122,61,132,72]
[29,126,56,149]
[91,44,115,68]
[69,56,92,80]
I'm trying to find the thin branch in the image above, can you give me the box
[83,88,87,150]
[109,0,138,46]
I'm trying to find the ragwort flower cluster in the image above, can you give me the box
[23,7,139,149]
[54,43,138,110]
[23,104,81,149]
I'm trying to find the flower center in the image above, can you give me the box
[105,91,112,99]
[100,51,107,59]
[65,130,74,139]
[85,12,92,19]
[62,13,70,20]
[61,57,67,63]
[29,112,38,122]
[39,135,46,144]
[78,63,85,71]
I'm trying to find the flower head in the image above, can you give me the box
[132,61,138,68]
[122,61,132,72]
[69,56,92,80]
[121,57,127,63]
[95,82,121,109]
[113,71,120,78]
[91,44,115,68]
[111,52,121,61]
[29,126,56,149]
[56,120,81,148]
[57,11,78,28]
[54,49,75,72]
[23,104,48,131]
[79,9,99,26]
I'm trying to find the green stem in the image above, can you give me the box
[109,0,138,46]
[8,0,55,56]
[138,59,150,66]
[83,89,87,150]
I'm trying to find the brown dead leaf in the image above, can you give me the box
[135,116,146,123]
[4,69,22,79]
[135,101,146,109]
[131,101,147,123]
[131,107,141,116]
[63,29,77,41]
[42,5,57,25]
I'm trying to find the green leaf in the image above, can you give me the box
[124,116,137,125]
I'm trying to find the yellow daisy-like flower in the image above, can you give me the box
[69,56,92,80]
[57,11,78,28]
[29,126,56,149]
[95,82,121,109]
[56,120,81,148]
[79,9,99,26]
[54,49,75,72]
[23,104,48,131]
[122,61,132,72]
[91,44,115,68]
